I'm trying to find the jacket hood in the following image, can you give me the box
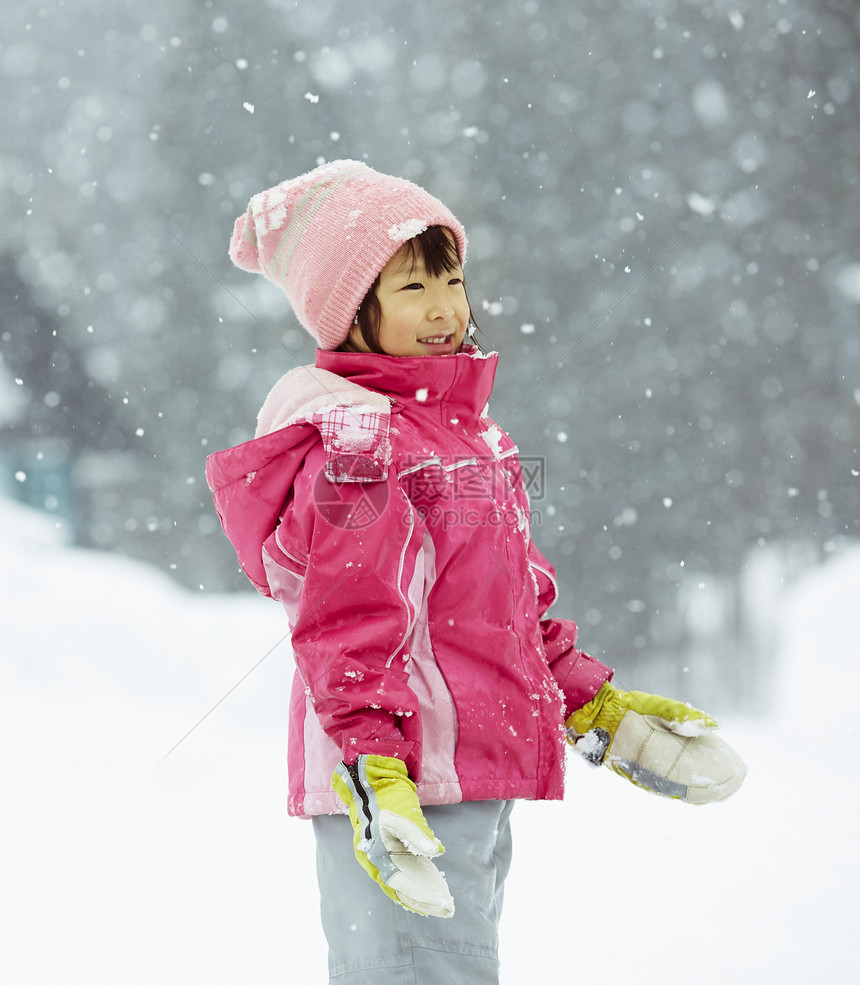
[205,423,320,594]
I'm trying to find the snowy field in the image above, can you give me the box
[1,495,857,983]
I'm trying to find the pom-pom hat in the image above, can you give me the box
[229,160,468,350]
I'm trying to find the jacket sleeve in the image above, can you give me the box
[262,442,427,779]
[527,538,613,717]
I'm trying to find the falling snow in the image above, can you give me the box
[0,0,856,787]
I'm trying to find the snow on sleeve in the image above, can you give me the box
[480,424,504,459]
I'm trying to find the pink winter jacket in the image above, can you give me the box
[206,346,612,817]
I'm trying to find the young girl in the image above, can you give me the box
[206,160,745,984]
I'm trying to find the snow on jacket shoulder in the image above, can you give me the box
[206,347,611,817]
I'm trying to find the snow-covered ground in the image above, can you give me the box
[1,496,857,983]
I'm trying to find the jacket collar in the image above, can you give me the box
[315,345,498,421]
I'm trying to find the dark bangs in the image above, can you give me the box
[399,225,463,277]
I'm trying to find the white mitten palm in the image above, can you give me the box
[567,684,747,804]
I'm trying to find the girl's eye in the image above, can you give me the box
[403,282,423,291]
[448,277,463,286]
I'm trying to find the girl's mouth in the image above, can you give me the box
[419,334,454,350]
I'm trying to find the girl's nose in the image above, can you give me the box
[427,291,453,319]
[430,302,453,319]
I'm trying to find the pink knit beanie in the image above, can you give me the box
[229,160,467,350]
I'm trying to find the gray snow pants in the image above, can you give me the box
[312,799,514,984]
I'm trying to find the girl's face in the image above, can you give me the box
[348,231,471,357]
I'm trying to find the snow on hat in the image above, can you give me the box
[229,160,468,350]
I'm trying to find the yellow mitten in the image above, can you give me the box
[566,683,746,804]
[332,755,455,918]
